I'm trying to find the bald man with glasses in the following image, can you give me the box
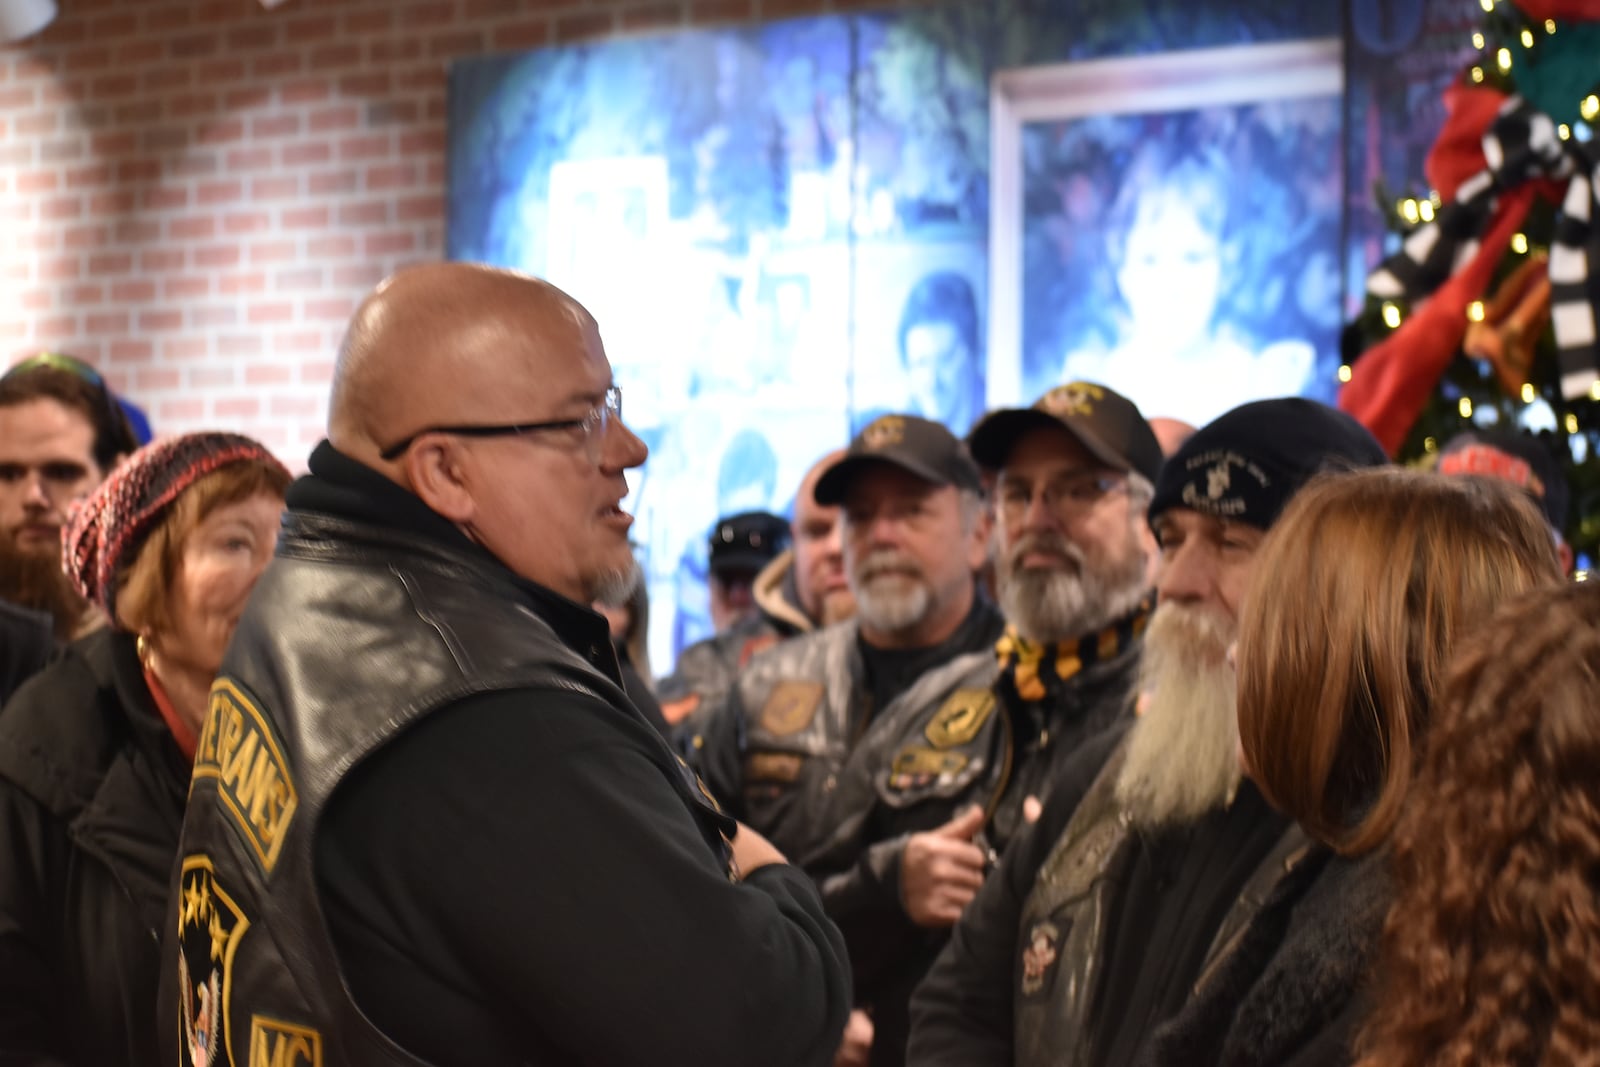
[161,264,851,1067]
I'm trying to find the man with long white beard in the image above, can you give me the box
[797,382,1161,1067]
[909,398,1389,1067]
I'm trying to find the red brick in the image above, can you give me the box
[66,284,104,305]
[164,337,211,360]
[618,2,682,32]
[88,191,136,215]
[195,245,242,268]
[136,367,182,391]
[338,72,392,96]
[342,8,394,34]
[365,99,420,126]
[167,33,220,60]
[116,159,161,183]
[22,232,59,253]
[308,171,357,196]
[224,212,273,235]
[66,164,114,189]
[62,225,108,250]
[164,278,212,301]
[367,163,419,191]
[19,289,52,311]
[0,86,37,109]
[16,171,58,194]
[220,272,268,295]
[282,142,333,167]
[196,59,247,87]
[244,363,292,385]
[338,134,391,162]
[281,80,332,106]
[141,127,188,153]
[555,11,614,40]
[227,147,275,172]
[169,94,221,120]
[144,187,189,211]
[168,217,216,241]
[275,268,323,290]
[227,25,279,50]
[40,139,85,164]
[109,339,156,364]
[687,0,755,20]
[16,112,58,137]
[331,262,387,289]
[188,366,236,388]
[144,5,195,33]
[85,311,131,335]
[192,307,238,328]
[253,52,303,78]
[300,360,336,384]
[271,394,322,418]
[198,180,245,206]
[492,20,552,50]
[337,202,387,226]
[275,331,324,354]
[88,250,134,274]
[114,100,164,125]
[160,397,208,422]
[138,310,184,332]
[174,156,219,179]
[250,115,301,139]
[307,235,357,259]
[310,43,362,70]
[369,38,422,64]
[283,205,331,229]
[396,194,440,222]
[115,40,164,66]
[285,14,338,44]
[215,395,263,417]
[309,106,360,134]
[427,30,485,59]
[41,197,84,221]
[32,315,80,341]
[305,297,355,320]
[250,241,299,264]
[38,259,81,282]
[115,220,162,244]
[252,176,301,199]
[91,10,140,37]
[203,118,248,144]
[111,279,158,303]
[141,249,187,272]
[364,231,417,256]
[143,67,193,94]
[406,1,457,27]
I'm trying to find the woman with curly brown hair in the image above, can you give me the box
[1355,581,1600,1067]
[1136,466,1564,1067]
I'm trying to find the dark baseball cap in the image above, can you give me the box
[813,413,982,505]
[1149,398,1389,531]
[968,381,1162,483]
[709,510,790,575]
[1438,429,1569,530]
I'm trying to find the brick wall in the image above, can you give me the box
[0,0,906,462]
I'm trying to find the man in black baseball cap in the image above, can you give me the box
[913,397,1389,1067]
[707,510,790,633]
[702,412,1003,1067]
[1437,428,1573,572]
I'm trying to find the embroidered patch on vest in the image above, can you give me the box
[887,745,970,790]
[759,680,823,736]
[249,1016,323,1067]
[176,854,250,1067]
[193,679,299,874]
[1020,919,1061,996]
[745,751,804,783]
[924,688,997,749]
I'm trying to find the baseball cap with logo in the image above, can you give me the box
[708,510,790,576]
[1148,397,1389,531]
[967,380,1162,483]
[1437,429,1569,530]
[813,413,983,505]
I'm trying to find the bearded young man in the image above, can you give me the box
[791,383,1161,1067]
[909,398,1389,1067]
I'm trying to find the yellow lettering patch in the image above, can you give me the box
[758,680,823,737]
[925,688,997,749]
[194,679,299,873]
[249,1016,322,1067]
[887,746,970,790]
[745,752,804,784]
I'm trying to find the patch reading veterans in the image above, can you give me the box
[1021,920,1061,996]
[193,679,299,873]
[176,855,250,1067]
[887,746,970,790]
[924,688,996,749]
[248,1016,322,1067]
[759,680,823,736]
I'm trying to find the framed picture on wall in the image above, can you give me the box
[988,39,1344,425]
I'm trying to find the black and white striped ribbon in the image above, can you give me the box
[1367,96,1600,399]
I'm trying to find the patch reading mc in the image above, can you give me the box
[924,688,997,749]
[249,1015,323,1067]
[759,680,824,737]
[193,679,299,874]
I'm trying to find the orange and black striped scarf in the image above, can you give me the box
[994,599,1152,708]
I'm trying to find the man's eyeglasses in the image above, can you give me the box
[378,385,623,462]
[997,472,1128,523]
[1,352,138,457]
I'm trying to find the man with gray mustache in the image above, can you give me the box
[909,398,1389,1067]
[798,382,1162,1066]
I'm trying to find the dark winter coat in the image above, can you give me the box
[0,628,189,1067]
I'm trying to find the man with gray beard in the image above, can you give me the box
[797,383,1161,1066]
[909,398,1388,1067]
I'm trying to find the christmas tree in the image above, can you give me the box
[1340,0,1600,563]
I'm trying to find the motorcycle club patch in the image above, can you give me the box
[759,680,824,736]
[1020,920,1062,996]
[887,745,970,790]
[924,688,997,749]
[745,752,804,784]
[175,854,249,1067]
[248,1015,323,1067]
[193,679,298,873]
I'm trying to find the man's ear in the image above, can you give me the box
[405,440,475,524]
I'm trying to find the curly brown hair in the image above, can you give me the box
[1355,581,1600,1067]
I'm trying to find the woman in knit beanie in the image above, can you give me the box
[0,431,289,1067]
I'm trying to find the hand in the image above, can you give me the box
[730,822,787,877]
[832,1009,873,1067]
[900,805,988,927]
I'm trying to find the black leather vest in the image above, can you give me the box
[160,511,721,1067]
